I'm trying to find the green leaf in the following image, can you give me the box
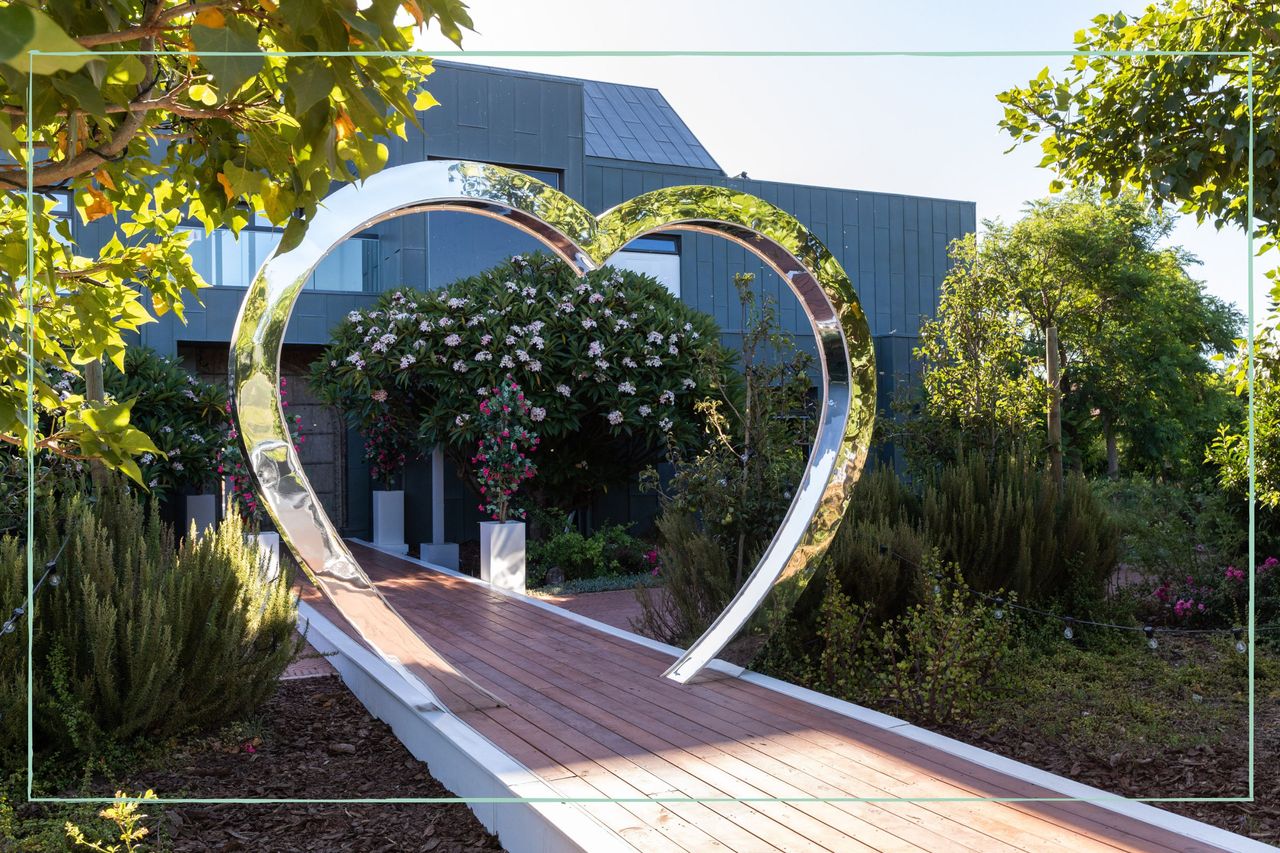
[52,73,108,119]
[191,18,263,99]
[0,5,96,76]
[288,61,335,115]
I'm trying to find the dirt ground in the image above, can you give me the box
[125,677,504,852]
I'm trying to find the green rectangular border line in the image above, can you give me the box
[23,47,1257,806]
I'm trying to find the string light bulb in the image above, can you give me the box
[1144,625,1157,650]
[1062,617,1074,641]
[1233,627,1246,654]
[993,597,1005,620]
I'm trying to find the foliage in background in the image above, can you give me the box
[472,377,539,522]
[219,378,303,524]
[795,451,1118,630]
[997,0,1275,530]
[636,274,812,643]
[1207,314,1280,554]
[1094,476,1247,586]
[772,559,1013,728]
[527,523,649,588]
[0,0,468,482]
[903,232,1042,466]
[52,348,228,499]
[921,449,1118,612]
[0,482,299,766]
[311,254,732,511]
[902,190,1240,480]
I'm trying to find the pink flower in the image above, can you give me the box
[1226,565,1245,582]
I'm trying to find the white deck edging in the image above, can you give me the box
[351,540,1273,853]
[297,599,635,853]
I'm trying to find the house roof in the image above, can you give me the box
[433,61,722,173]
[581,80,722,172]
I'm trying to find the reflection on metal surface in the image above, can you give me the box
[228,160,874,698]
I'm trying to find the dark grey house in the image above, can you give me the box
[82,61,976,541]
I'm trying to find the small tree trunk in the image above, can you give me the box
[1105,417,1119,478]
[1045,325,1064,486]
[84,358,107,492]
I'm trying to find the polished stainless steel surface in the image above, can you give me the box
[228,160,874,695]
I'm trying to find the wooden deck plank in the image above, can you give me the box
[324,543,1234,853]
[389,568,1117,852]
[412,576,1183,853]
[408,585,1004,853]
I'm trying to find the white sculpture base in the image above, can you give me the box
[372,489,408,554]
[185,493,217,535]
[421,542,461,571]
[479,521,525,592]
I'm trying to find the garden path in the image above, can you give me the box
[296,542,1247,853]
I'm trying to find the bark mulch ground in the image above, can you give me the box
[129,677,504,852]
[939,678,1279,846]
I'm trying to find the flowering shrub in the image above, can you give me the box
[364,411,408,489]
[52,347,227,499]
[219,378,305,524]
[309,253,732,506]
[1144,555,1280,630]
[472,377,539,522]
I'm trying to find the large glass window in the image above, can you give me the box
[184,219,378,291]
[610,233,681,297]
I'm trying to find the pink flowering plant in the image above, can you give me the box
[472,377,540,522]
[363,408,410,489]
[1143,555,1280,631]
[220,377,305,524]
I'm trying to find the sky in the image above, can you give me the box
[413,0,1255,321]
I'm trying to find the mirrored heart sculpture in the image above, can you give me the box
[229,160,875,709]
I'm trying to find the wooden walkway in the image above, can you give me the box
[298,542,1238,853]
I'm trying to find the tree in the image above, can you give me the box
[908,191,1240,479]
[309,254,734,512]
[905,232,1043,467]
[995,0,1273,515]
[996,3,1269,239]
[0,0,470,483]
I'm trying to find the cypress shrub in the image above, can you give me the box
[0,484,299,764]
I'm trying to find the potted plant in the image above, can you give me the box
[474,376,539,591]
[365,403,409,554]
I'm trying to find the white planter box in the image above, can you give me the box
[421,542,461,571]
[479,521,525,592]
[249,531,281,583]
[185,493,217,535]
[372,489,407,554]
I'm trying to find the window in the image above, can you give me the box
[184,217,379,292]
[622,234,679,255]
[610,233,681,297]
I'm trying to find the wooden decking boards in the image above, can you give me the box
[295,542,1233,853]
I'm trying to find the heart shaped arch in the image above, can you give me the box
[229,160,874,706]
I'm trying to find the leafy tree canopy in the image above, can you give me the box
[905,190,1241,478]
[0,0,469,483]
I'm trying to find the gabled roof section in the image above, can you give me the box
[582,80,722,173]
